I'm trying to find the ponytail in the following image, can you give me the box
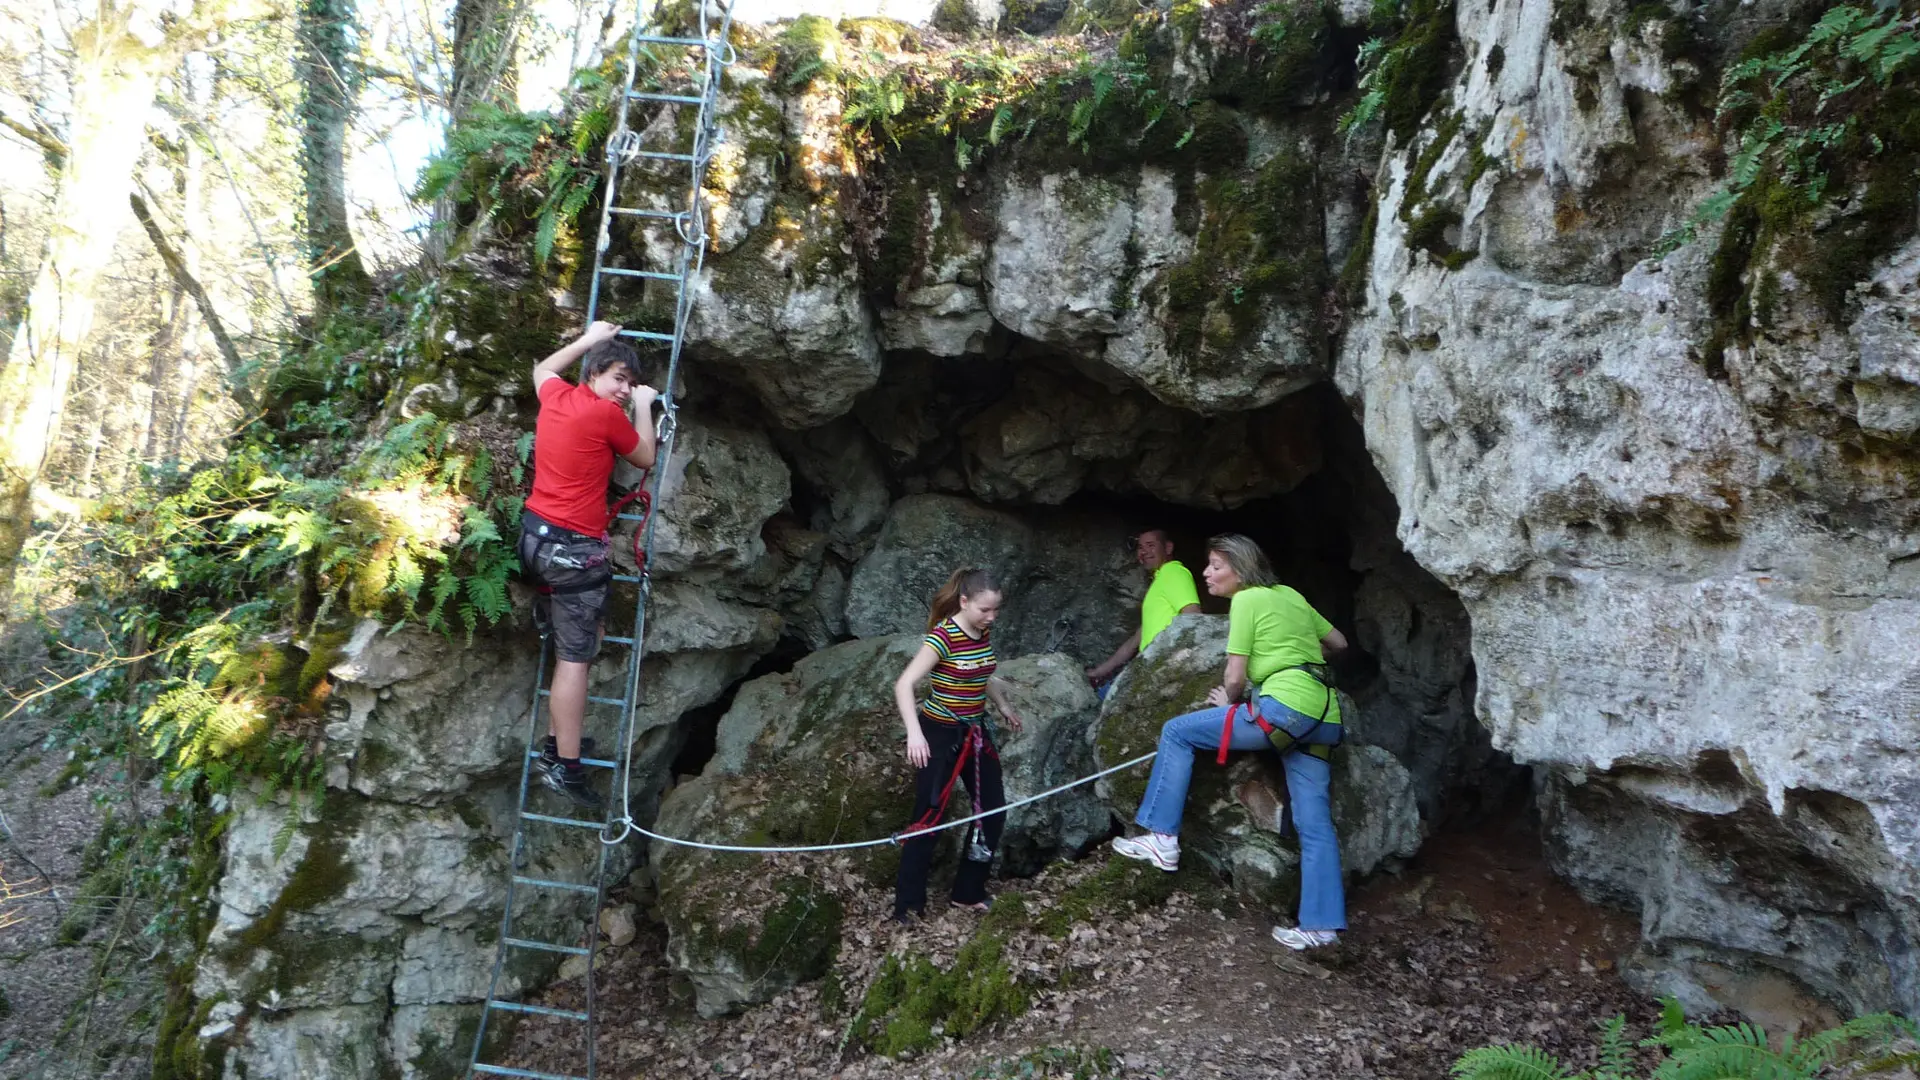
[927,567,999,630]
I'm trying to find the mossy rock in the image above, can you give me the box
[651,636,924,1016]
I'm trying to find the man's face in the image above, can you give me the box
[1134,531,1174,572]
[588,363,637,407]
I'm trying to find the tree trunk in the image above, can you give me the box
[430,0,525,257]
[136,284,186,467]
[297,0,369,315]
[0,10,182,603]
[448,0,523,121]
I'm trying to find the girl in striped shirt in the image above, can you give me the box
[891,567,1025,921]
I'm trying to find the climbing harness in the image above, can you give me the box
[1216,665,1341,767]
[900,722,1001,862]
[467,2,735,1077]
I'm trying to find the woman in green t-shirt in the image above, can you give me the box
[1110,533,1350,951]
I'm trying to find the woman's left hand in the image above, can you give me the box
[1001,707,1024,734]
[1204,685,1231,709]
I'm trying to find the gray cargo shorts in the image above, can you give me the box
[518,511,611,663]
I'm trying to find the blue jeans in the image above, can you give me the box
[1132,696,1346,931]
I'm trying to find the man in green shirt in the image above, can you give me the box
[1086,529,1202,698]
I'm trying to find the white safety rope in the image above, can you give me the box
[609,749,1159,853]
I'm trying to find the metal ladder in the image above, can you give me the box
[467,3,735,1077]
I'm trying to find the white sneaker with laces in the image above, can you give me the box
[1110,832,1180,871]
[1271,926,1340,951]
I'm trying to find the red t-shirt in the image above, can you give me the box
[524,378,640,537]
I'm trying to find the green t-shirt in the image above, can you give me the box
[1225,585,1340,724]
[1140,560,1200,650]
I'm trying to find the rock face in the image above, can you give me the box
[1336,0,1920,1022]
[1092,616,1424,910]
[844,494,1140,662]
[652,635,1104,1016]
[189,623,591,1079]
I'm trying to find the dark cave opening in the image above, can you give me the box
[1042,383,1526,827]
[668,634,811,780]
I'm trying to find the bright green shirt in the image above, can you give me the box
[1225,585,1340,724]
[1140,560,1200,650]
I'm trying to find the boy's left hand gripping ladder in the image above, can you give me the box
[467,3,735,1077]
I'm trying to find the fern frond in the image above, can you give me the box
[1451,1045,1579,1080]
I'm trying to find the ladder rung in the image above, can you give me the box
[611,573,641,583]
[504,936,590,956]
[473,1064,589,1080]
[517,813,606,833]
[525,750,617,770]
[607,207,686,220]
[619,329,675,342]
[485,1000,590,1022]
[510,864,599,891]
[635,33,723,47]
[604,635,635,645]
[535,689,627,706]
[597,266,680,281]
[636,150,698,162]
[630,90,704,104]
[615,512,646,522]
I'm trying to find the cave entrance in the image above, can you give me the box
[669,634,811,781]
[1060,383,1525,826]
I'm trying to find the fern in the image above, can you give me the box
[1451,1046,1580,1080]
[1455,998,1915,1080]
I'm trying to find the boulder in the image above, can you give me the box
[985,167,1331,415]
[1090,615,1423,910]
[653,635,1105,1015]
[844,494,1138,664]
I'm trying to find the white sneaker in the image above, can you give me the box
[1111,832,1180,871]
[1271,926,1339,951]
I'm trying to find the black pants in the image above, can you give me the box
[894,720,1006,917]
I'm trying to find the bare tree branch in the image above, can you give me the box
[0,108,66,162]
[127,188,258,412]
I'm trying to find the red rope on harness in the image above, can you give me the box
[1217,701,1281,765]
[608,468,652,573]
[901,723,994,837]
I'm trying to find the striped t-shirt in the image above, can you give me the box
[921,619,996,724]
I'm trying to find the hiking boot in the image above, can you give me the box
[539,760,606,812]
[1111,831,1180,872]
[540,736,598,768]
[1271,926,1340,951]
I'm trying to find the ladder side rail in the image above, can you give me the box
[603,7,731,849]
[470,633,555,1071]
[584,13,651,326]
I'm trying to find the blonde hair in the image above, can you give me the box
[927,567,1000,630]
[1207,533,1277,591]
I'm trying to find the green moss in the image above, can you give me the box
[849,905,1032,1056]
[1698,73,1919,378]
[295,628,350,703]
[1031,858,1228,937]
[710,876,844,985]
[1160,148,1327,359]
[931,0,978,35]
[1395,111,1477,269]
[1337,202,1380,307]
[1379,0,1458,140]
[776,15,841,89]
[232,795,363,953]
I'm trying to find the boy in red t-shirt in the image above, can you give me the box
[517,320,657,809]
